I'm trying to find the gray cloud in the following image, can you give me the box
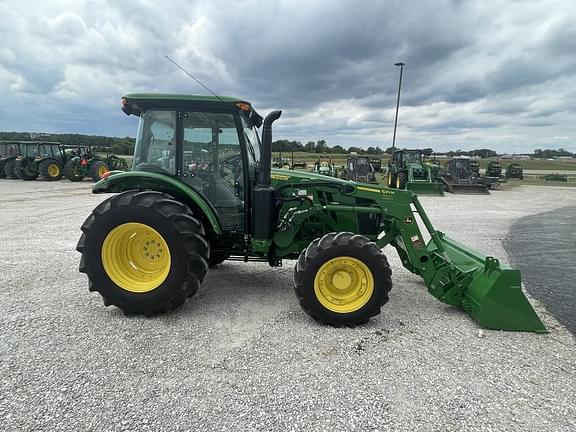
[0,0,575,152]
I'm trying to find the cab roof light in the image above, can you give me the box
[236,102,251,111]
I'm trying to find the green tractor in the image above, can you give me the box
[341,155,377,183]
[76,93,545,333]
[387,149,444,195]
[506,163,524,180]
[0,141,23,179]
[63,145,110,182]
[312,156,337,177]
[272,152,292,169]
[13,142,69,181]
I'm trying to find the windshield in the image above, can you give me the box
[134,110,177,175]
[240,115,261,165]
[23,145,40,158]
[38,144,58,158]
[404,151,421,163]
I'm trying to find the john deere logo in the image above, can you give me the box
[271,174,290,181]
[404,216,413,224]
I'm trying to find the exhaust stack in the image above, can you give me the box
[253,110,282,241]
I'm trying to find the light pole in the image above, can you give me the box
[391,62,405,152]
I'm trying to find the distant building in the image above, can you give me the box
[500,154,531,160]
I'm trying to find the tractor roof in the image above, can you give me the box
[121,93,259,121]
[122,93,250,107]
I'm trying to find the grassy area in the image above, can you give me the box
[499,176,576,188]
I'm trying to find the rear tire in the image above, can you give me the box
[39,159,62,181]
[15,159,38,180]
[64,159,84,181]
[294,232,392,326]
[77,190,210,315]
[4,159,17,178]
[90,160,109,181]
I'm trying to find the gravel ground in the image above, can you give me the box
[0,181,575,432]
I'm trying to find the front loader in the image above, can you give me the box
[76,93,545,333]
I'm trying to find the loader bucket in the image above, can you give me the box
[426,235,546,333]
[407,181,445,196]
[447,184,489,194]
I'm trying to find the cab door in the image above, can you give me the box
[179,110,245,231]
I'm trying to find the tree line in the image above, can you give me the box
[0,132,573,158]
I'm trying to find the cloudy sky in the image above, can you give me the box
[1,0,575,153]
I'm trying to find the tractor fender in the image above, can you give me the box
[39,157,61,165]
[92,171,223,235]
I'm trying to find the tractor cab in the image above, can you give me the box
[391,149,422,166]
[0,141,20,158]
[124,94,268,231]
[342,155,376,183]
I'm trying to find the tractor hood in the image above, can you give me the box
[270,167,350,187]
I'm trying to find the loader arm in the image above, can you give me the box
[271,177,545,333]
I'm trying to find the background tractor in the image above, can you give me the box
[341,155,377,183]
[485,161,503,177]
[104,153,130,172]
[470,160,480,175]
[76,93,545,334]
[64,145,110,182]
[0,141,22,179]
[312,156,337,177]
[387,149,444,195]
[506,163,524,180]
[440,157,489,194]
[272,152,292,169]
[14,142,67,181]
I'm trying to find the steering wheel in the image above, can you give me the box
[219,154,242,186]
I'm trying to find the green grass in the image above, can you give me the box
[499,176,576,188]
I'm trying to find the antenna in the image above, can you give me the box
[165,55,223,101]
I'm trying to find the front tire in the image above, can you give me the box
[294,232,392,326]
[396,172,407,189]
[77,190,209,315]
[387,172,396,188]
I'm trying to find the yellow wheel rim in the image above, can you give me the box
[101,223,171,293]
[396,176,401,189]
[314,256,374,313]
[98,165,108,177]
[48,164,60,177]
[387,173,393,187]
